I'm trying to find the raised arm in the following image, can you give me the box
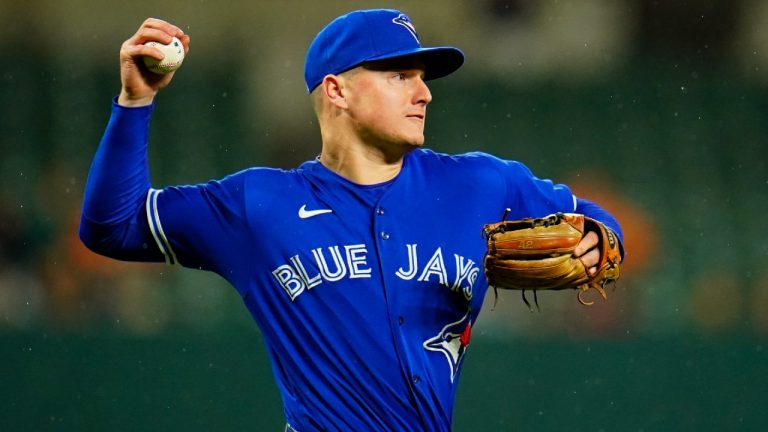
[79,19,190,261]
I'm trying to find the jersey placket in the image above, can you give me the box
[369,192,433,430]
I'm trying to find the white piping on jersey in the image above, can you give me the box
[146,188,178,265]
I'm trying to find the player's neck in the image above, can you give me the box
[319,141,408,185]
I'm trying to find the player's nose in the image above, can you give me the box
[413,75,432,106]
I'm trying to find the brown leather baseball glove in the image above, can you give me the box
[483,212,621,308]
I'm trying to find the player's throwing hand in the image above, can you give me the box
[118,18,190,107]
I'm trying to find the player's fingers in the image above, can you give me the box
[122,31,188,63]
[126,27,175,48]
[178,34,191,55]
[579,249,600,274]
[138,17,185,38]
[122,44,166,61]
[573,231,598,257]
[123,19,184,49]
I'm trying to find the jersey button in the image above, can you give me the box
[380,231,390,240]
[376,207,385,216]
[412,375,421,384]
[398,316,404,326]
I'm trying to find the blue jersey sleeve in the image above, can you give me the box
[79,99,164,262]
[79,99,254,286]
[476,152,576,217]
[146,172,254,285]
[455,152,624,257]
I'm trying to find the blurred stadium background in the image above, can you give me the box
[1,0,767,430]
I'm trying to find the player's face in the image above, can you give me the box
[343,59,432,148]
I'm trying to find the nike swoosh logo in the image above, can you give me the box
[298,204,333,219]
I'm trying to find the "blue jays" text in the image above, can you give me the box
[272,243,479,301]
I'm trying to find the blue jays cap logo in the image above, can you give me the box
[392,13,419,43]
[423,311,472,383]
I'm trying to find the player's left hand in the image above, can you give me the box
[484,213,622,307]
[574,230,617,275]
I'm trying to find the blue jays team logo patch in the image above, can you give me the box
[392,13,420,43]
[423,311,472,383]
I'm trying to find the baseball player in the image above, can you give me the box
[80,9,623,431]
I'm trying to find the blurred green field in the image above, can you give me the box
[4,330,767,431]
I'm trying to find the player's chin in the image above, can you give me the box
[390,125,425,147]
[404,134,425,147]
[405,128,426,146]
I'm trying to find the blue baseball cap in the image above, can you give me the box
[304,9,465,92]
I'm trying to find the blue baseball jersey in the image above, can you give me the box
[81,102,621,431]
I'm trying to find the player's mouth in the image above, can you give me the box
[406,113,425,121]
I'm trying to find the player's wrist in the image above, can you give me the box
[117,90,155,107]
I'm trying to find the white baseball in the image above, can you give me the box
[143,36,185,74]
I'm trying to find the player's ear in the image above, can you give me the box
[322,75,349,109]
